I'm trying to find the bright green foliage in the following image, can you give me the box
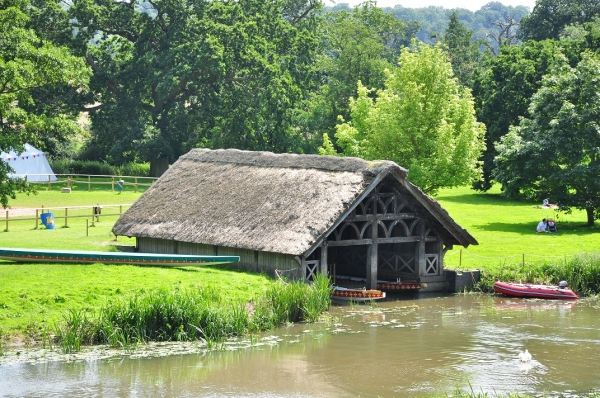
[518,0,600,41]
[0,0,90,208]
[65,0,320,176]
[333,42,485,195]
[494,51,600,226]
[296,1,410,145]
[471,40,560,191]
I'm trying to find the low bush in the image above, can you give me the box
[50,160,151,177]
[51,160,115,175]
[115,162,150,177]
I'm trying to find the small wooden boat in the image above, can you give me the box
[334,275,425,291]
[493,281,578,300]
[0,247,239,267]
[330,286,386,302]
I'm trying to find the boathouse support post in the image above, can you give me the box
[320,241,328,277]
[418,221,426,278]
[367,220,378,290]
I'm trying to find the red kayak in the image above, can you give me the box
[493,281,579,300]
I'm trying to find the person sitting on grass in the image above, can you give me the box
[536,218,548,233]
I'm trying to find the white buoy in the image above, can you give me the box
[518,349,532,362]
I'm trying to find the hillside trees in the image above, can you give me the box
[66,0,321,176]
[0,0,90,207]
[518,0,600,41]
[494,52,600,226]
[328,42,485,194]
[441,11,482,88]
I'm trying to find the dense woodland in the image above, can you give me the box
[2,0,600,225]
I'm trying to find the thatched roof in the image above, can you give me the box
[112,149,477,255]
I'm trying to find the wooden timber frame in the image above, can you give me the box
[301,175,451,291]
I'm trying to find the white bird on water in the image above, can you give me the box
[519,349,532,362]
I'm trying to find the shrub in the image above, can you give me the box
[115,162,151,177]
[50,160,115,175]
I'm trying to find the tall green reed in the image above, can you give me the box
[54,309,94,353]
[53,275,331,353]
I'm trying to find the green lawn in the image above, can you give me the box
[436,185,600,271]
[0,189,273,339]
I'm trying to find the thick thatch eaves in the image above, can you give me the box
[112,149,476,255]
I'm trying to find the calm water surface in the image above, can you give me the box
[1,295,599,397]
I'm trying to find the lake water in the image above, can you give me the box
[1,295,599,397]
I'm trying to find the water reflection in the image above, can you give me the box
[1,295,599,397]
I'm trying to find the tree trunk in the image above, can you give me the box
[586,208,595,227]
[149,156,169,177]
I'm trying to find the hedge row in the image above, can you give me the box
[51,160,151,177]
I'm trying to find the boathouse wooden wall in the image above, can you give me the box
[137,237,301,279]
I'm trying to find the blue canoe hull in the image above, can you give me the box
[0,247,239,266]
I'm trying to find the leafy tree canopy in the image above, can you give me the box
[494,51,600,226]
[325,41,485,195]
[66,0,321,176]
[471,39,562,191]
[295,1,410,144]
[518,0,600,41]
[441,11,482,88]
[0,0,89,208]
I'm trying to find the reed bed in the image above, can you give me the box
[53,274,331,353]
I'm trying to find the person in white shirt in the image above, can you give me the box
[536,218,548,233]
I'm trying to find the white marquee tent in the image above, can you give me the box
[0,144,57,182]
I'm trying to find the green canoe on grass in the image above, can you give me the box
[0,247,239,266]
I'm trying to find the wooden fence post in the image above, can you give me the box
[35,209,39,229]
[47,175,51,190]
[86,219,89,236]
[88,175,91,191]
[111,176,115,191]
[65,208,68,227]
[5,210,8,231]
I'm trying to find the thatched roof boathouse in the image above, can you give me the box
[112,149,477,292]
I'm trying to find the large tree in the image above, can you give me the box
[67,0,321,176]
[441,11,482,88]
[295,1,410,146]
[471,40,560,191]
[494,51,600,226]
[326,42,485,195]
[0,0,89,207]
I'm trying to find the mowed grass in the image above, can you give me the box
[435,185,600,271]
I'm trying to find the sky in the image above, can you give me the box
[325,0,536,12]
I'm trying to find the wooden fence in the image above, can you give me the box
[12,174,158,192]
[3,204,132,234]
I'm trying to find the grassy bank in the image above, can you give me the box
[2,185,600,350]
[0,189,332,349]
[435,185,600,294]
